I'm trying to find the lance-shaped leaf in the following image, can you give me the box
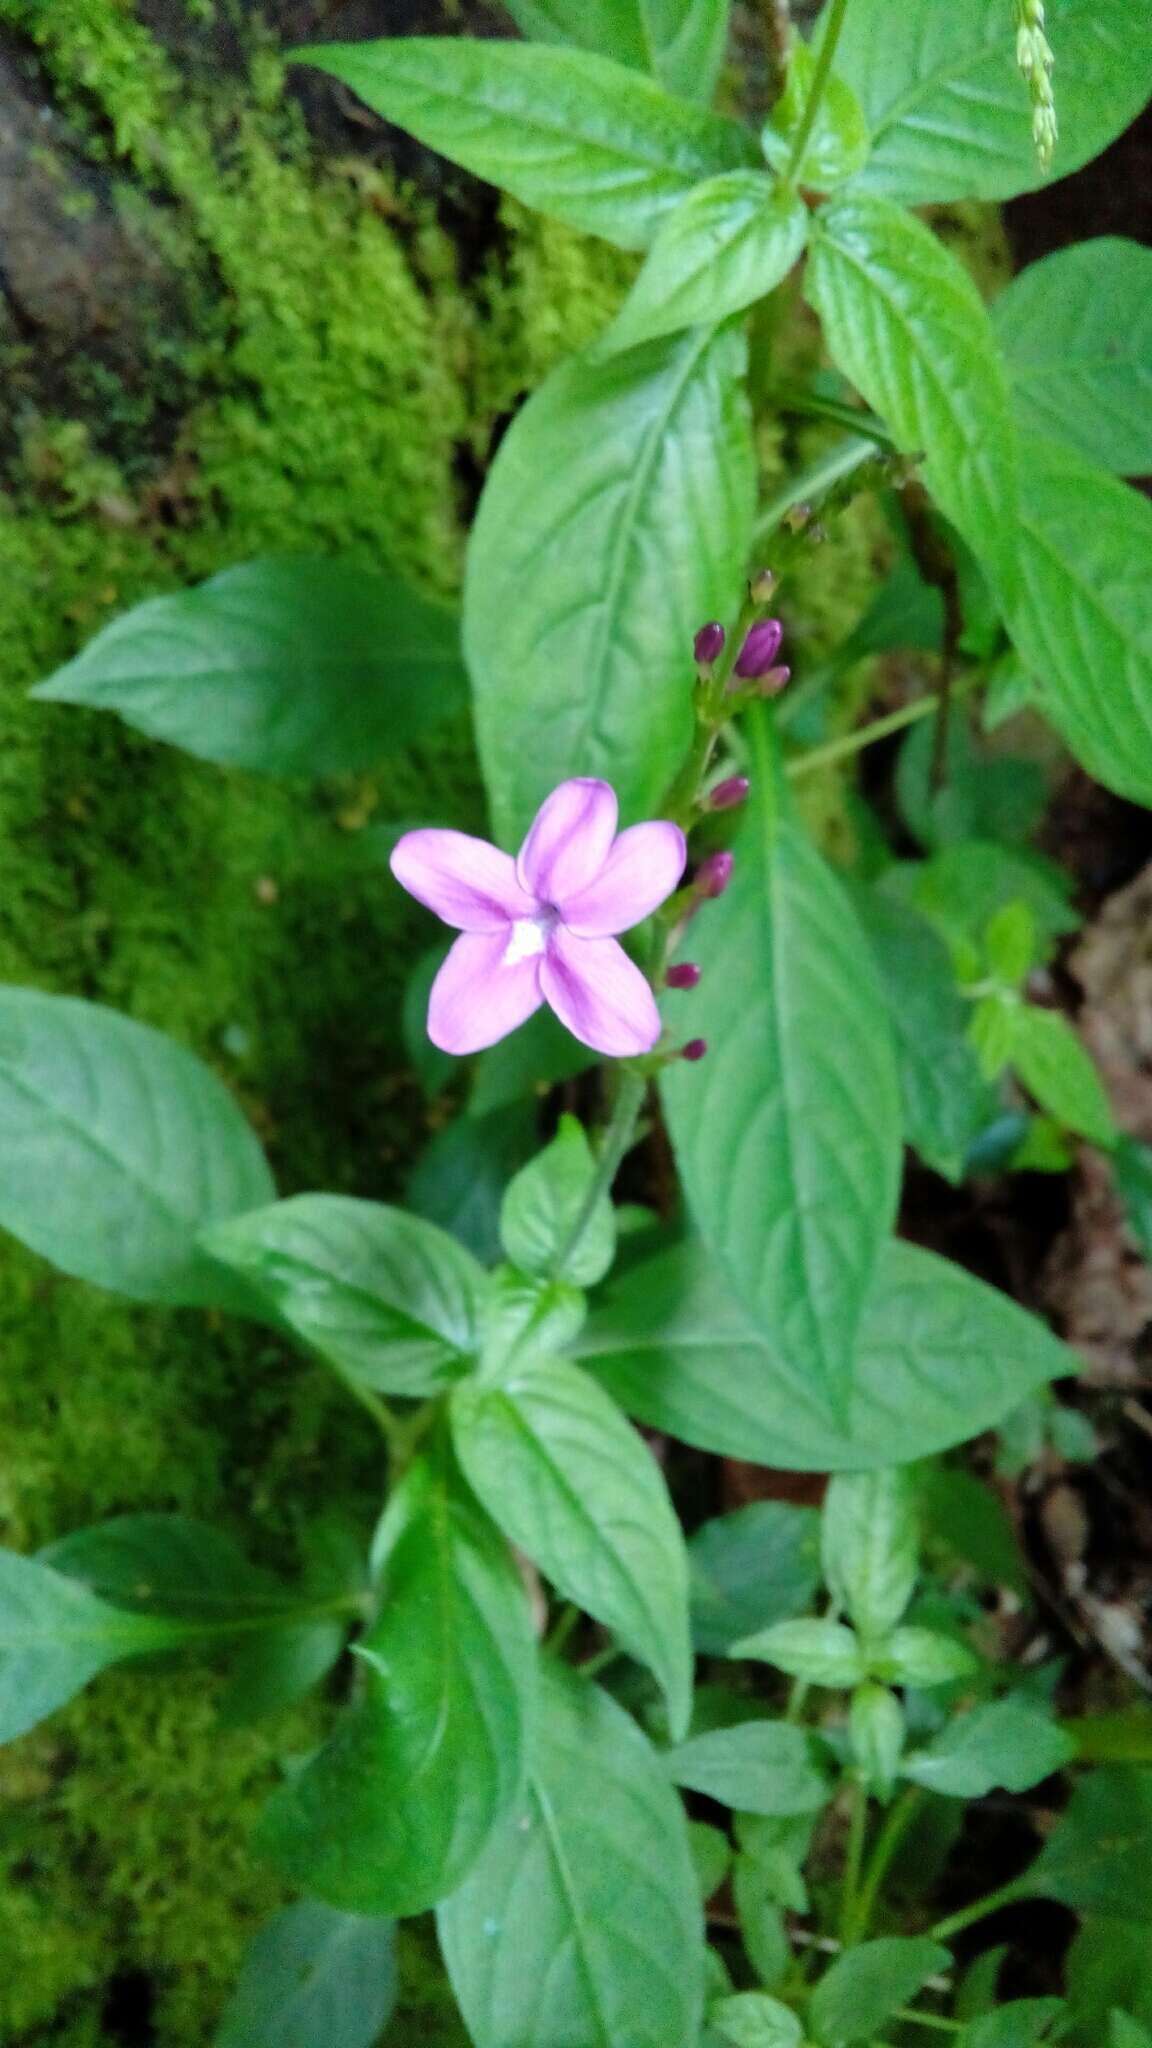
[809,1938,951,2046]
[293,40,755,251]
[505,0,732,106]
[822,0,1152,205]
[438,1659,704,2048]
[32,557,467,776]
[604,173,807,353]
[453,1351,692,1736]
[903,1699,1074,1799]
[1004,435,1152,809]
[573,1237,1073,1470]
[258,1456,535,1915]
[0,988,273,1309]
[202,1194,486,1397]
[993,240,1152,478]
[805,193,1017,587]
[0,1550,190,1743]
[821,1469,919,1642]
[668,1721,829,1816]
[661,720,901,1420]
[467,323,754,844]
[1027,1768,1152,1919]
[215,1904,398,2048]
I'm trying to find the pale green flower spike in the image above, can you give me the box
[1015,0,1058,171]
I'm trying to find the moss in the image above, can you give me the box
[0,4,640,2039]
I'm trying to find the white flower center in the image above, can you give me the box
[503,912,556,966]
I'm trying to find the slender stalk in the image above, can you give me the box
[847,1786,923,1944]
[550,1067,647,1279]
[325,1354,407,1449]
[893,2013,962,2036]
[786,670,982,782]
[929,1879,1027,1945]
[754,436,876,545]
[784,0,852,182]
[839,1779,871,1945]
[544,1603,582,1657]
[776,386,893,446]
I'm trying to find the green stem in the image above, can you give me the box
[775,386,893,446]
[786,670,982,782]
[930,1879,1027,1945]
[893,2013,961,2036]
[550,1067,647,1279]
[783,0,852,183]
[839,1778,871,1945]
[847,1786,923,1944]
[754,435,876,545]
[325,1354,407,1449]
[544,1603,582,1657]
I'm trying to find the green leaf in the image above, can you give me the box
[824,0,1152,204]
[689,1819,733,1900]
[479,1264,589,1371]
[0,988,273,1310]
[214,1903,397,2048]
[408,1102,539,1267]
[437,1658,704,2048]
[575,1236,1072,1469]
[503,0,732,106]
[669,1721,829,1816]
[985,903,1038,989]
[709,1992,803,2048]
[760,37,870,188]
[733,1853,794,1985]
[1114,1136,1152,1262]
[821,1468,918,1641]
[467,323,754,845]
[960,2001,1069,2048]
[33,557,465,776]
[1028,1768,1152,1919]
[809,1937,951,2046]
[661,724,901,1420]
[452,1349,691,1736]
[219,1619,350,1728]
[1005,1006,1117,1148]
[499,1115,616,1288]
[894,715,1048,854]
[1067,1917,1152,2032]
[687,1501,820,1655]
[470,1006,592,1118]
[1004,434,1152,807]
[805,193,1016,583]
[871,1626,978,1688]
[0,1549,186,1743]
[258,1454,535,1915]
[918,1464,1026,1595]
[850,1684,905,1798]
[42,1514,287,1621]
[903,1698,1074,1798]
[202,1195,486,1398]
[293,39,755,251]
[604,172,806,353]
[993,240,1152,477]
[850,883,997,1182]
[734,1619,866,1689]
[899,842,1077,967]
[1112,2018,1152,2048]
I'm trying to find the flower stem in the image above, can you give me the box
[839,1778,871,1945]
[846,1786,923,1944]
[550,1067,647,1279]
[784,0,852,182]
[929,1878,1027,1945]
[786,670,982,782]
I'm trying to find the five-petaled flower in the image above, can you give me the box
[391,779,686,1058]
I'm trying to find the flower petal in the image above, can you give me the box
[427,931,544,1054]
[541,927,661,1057]
[560,821,687,937]
[516,779,618,904]
[391,829,534,931]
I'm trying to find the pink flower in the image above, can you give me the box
[391,779,686,1058]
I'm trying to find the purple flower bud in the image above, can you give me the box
[682,1038,708,1062]
[750,567,776,603]
[734,618,784,679]
[709,775,749,812]
[696,850,733,900]
[759,663,791,698]
[666,962,700,990]
[694,621,726,666]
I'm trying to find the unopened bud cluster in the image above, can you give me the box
[1015,0,1057,170]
